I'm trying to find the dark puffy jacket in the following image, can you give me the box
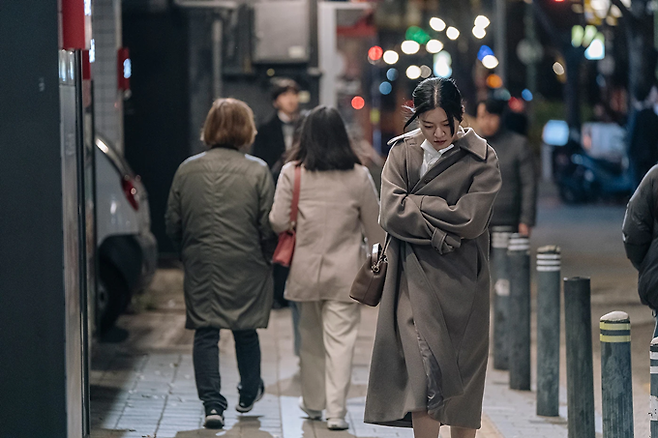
[487,129,537,227]
[622,164,658,309]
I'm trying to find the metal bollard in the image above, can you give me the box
[564,277,595,438]
[508,233,531,391]
[650,337,658,437]
[600,311,633,438]
[536,246,561,417]
[491,227,514,370]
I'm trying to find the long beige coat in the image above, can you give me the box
[364,128,502,429]
[270,162,385,302]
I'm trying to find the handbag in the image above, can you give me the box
[349,235,391,306]
[272,165,301,267]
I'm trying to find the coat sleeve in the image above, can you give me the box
[408,147,502,240]
[622,166,657,270]
[518,138,538,227]
[269,164,294,234]
[164,169,183,252]
[257,167,278,261]
[379,144,462,254]
[358,167,386,248]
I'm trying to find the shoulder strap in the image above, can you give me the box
[290,165,301,228]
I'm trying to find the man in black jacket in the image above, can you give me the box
[251,78,300,312]
[476,99,537,236]
[252,78,300,180]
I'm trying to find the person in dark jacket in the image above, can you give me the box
[622,164,658,336]
[251,78,301,310]
[476,99,537,236]
[165,98,277,429]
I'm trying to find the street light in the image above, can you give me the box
[553,62,565,75]
[446,27,460,40]
[401,40,420,55]
[429,17,446,32]
[482,55,499,69]
[472,27,486,39]
[474,15,490,28]
[383,50,399,64]
[426,39,444,54]
[406,65,422,80]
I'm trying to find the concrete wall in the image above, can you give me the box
[0,1,68,436]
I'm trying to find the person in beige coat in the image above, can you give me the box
[270,106,384,431]
[364,78,502,438]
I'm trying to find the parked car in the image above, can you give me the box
[95,136,157,333]
[542,120,633,203]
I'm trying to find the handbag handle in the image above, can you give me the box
[371,234,391,272]
[289,165,301,229]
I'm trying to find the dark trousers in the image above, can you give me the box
[273,264,290,307]
[193,328,261,410]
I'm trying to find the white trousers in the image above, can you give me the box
[298,300,361,419]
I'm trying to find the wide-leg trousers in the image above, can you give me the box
[298,300,361,419]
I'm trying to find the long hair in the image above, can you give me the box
[288,106,361,171]
[404,78,465,136]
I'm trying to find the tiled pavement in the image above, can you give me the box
[90,300,589,438]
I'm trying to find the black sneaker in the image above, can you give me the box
[203,406,225,429]
[236,379,265,413]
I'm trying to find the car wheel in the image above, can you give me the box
[97,261,130,334]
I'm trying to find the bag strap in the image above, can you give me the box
[290,165,301,228]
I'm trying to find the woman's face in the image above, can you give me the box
[419,107,458,151]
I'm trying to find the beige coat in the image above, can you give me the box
[270,162,385,302]
[364,128,502,429]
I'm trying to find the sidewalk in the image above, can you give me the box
[90,294,573,438]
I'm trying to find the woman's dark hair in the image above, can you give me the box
[288,106,361,171]
[404,77,465,136]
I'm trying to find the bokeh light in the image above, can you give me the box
[351,96,365,110]
[406,65,422,80]
[401,40,421,55]
[383,50,399,65]
[429,17,446,32]
[426,39,444,54]
[379,82,393,95]
[386,68,399,81]
[368,46,384,61]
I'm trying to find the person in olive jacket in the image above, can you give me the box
[476,98,537,236]
[165,98,277,429]
[622,164,658,336]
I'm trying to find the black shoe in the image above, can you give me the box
[236,379,265,413]
[203,406,225,429]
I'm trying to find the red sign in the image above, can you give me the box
[117,48,131,92]
[61,0,92,50]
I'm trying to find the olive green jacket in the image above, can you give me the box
[165,147,277,330]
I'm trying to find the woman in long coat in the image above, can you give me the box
[364,78,502,438]
[165,98,278,429]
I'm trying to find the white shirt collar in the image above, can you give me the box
[420,140,454,159]
[420,140,455,177]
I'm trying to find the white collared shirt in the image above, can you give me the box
[420,140,455,177]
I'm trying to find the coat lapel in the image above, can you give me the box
[411,147,467,194]
[404,135,423,192]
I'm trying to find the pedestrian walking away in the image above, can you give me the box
[270,105,385,431]
[251,78,302,312]
[165,98,277,429]
[364,77,502,438]
[622,164,658,337]
[476,98,537,237]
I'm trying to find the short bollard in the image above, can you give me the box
[536,246,561,417]
[508,234,531,391]
[650,337,658,437]
[600,311,633,438]
[564,277,595,438]
[491,227,514,370]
